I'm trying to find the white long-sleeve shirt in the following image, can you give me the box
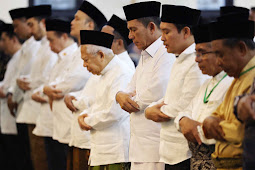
[174,71,233,144]
[32,43,79,137]
[16,37,57,124]
[80,55,133,166]
[51,46,92,143]
[0,49,21,134]
[68,52,135,149]
[8,36,40,103]
[151,43,208,165]
[123,37,175,162]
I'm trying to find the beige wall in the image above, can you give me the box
[0,0,28,23]
[234,0,255,9]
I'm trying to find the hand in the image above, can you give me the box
[145,102,171,122]
[202,116,225,141]
[78,114,92,131]
[64,94,78,112]
[17,78,31,91]
[237,95,255,122]
[116,91,140,113]
[31,92,47,103]
[0,87,6,98]
[179,117,202,144]
[49,98,53,110]
[43,85,64,100]
[7,94,17,117]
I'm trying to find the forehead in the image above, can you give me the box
[127,19,144,28]
[27,17,37,23]
[195,42,211,51]
[211,39,223,50]
[46,31,57,37]
[101,25,114,35]
[160,22,176,30]
[76,10,90,20]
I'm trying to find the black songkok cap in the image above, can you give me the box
[161,5,201,25]
[220,6,249,16]
[107,15,132,46]
[193,24,210,44]
[217,12,249,22]
[26,5,51,19]
[0,24,14,34]
[80,30,114,49]
[46,19,71,33]
[251,7,255,11]
[209,20,254,41]
[123,1,161,21]
[79,1,107,29]
[9,8,28,20]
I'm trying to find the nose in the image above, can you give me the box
[128,31,134,40]
[216,58,222,67]
[83,62,88,68]
[195,55,202,63]
[161,35,165,41]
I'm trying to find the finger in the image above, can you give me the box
[121,105,132,113]
[127,98,139,109]
[159,112,171,119]
[52,89,62,93]
[250,95,255,101]
[123,102,139,112]
[193,131,202,145]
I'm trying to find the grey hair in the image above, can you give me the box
[85,44,114,57]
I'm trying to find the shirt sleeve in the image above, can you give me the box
[160,65,205,118]
[84,74,132,130]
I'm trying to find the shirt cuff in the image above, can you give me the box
[174,112,192,132]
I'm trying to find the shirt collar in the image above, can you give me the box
[212,71,226,83]
[58,43,78,60]
[241,55,255,73]
[100,55,118,75]
[175,43,196,63]
[117,51,128,59]
[141,37,163,58]
[41,36,48,45]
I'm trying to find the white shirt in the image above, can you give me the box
[174,71,233,144]
[69,75,100,149]
[8,36,40,103]
[33,43,79,137]
[124,37,176,162]
[81,55,133,166]
[68,53,135,149]
[16,37,57,125]
[0,50,21,134]
[51,46,91,143]
[117,51,135,71]
[153,43,208,165]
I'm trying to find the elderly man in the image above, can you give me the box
[31,19,78,170]
[201,18,255,169]
[145,5,207,170]
[101,14,135,69]
[116,2,175,169]
[78,30,133,169]
[174,24,233,170]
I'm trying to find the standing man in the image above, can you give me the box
[31,19,78,170]
[0,24,26,170]
[202,19,255,170]
[116,1,175,170]
[78,30,133,170]
[145,5,206,170]
[176,24,233,170]
[101,14,135,70]
[14,5,57,170]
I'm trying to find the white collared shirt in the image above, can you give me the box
[0,49,22,134]
[8,36,40,103]
[80,55,133,166]
[123,37,176,162]
[16,37,58,125]
[68,52,135,149]
[152,43,208,165]
[50,46,91,143]
[33,43,79,137]
[174,71,233,144]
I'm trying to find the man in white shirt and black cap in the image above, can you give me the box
[101,14,135,70]
[116,1,175,170]
[145,5,207,170]
[31,19,77,170]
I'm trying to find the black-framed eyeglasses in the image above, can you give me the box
[195,51,215,57]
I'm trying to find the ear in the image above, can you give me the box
[41,18,46,27]
[237,41,248,57]
[147,22,156,34]
[87,21,95,30]
[182,26,191,39]
[98,50,105,60]
[62,33,69,40]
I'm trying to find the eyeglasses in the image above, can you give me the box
[195,51,215,57]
